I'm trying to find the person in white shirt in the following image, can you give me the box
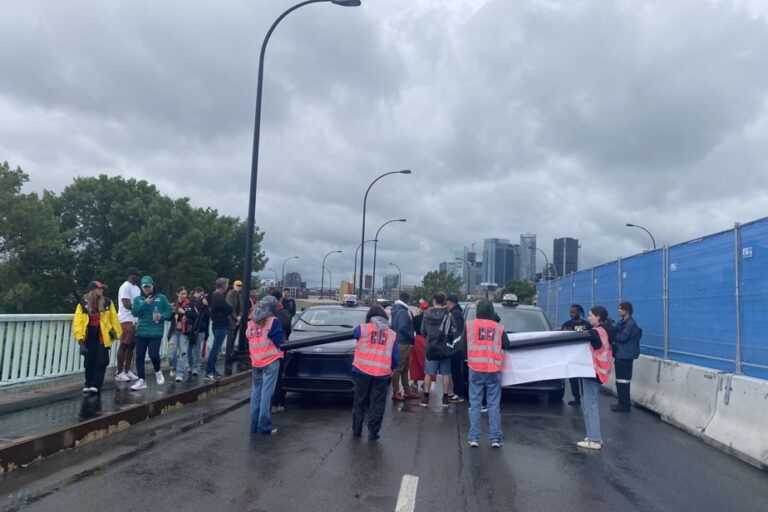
[116,267,142,382]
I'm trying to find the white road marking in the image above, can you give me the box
[395,474,419,512]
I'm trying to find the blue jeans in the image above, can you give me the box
[205,328,228,374]
[468,369,502,443]
[188,332,204,372]
[580,378,602,442]
[250,359,281,433]
[168,331,190,378]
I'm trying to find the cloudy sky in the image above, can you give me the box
[2,0,768,287]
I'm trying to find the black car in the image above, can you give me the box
[281,305,368,395]
[464,300,566,402]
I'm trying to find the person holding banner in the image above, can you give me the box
[578,305,614,450]
[464,300,512,448]
[561,304,590,406]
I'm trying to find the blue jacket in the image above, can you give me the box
[390,301,415,346]
[613,316,641,360]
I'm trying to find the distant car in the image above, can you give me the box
[464,297,565,402]
[281,304,368,395]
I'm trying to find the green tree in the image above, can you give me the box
[412,270,463,304]
[499,279,536,304]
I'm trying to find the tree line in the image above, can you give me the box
[0,162,266,314]
[412,269,537,305]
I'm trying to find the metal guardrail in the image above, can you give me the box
[0,315,172,387]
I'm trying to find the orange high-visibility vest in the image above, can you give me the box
[352,323,396,377]
[466,319,505,373]
[247,317,283,368]
[591,325,613,383]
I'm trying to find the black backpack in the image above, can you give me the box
[427,311,459,360]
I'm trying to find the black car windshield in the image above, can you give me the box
[465,307,550,332]
[293,308,367,331]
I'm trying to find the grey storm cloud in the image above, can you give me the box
[2,0,768,287]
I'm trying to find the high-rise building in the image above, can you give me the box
[519,233,537,281]
[553,237,579,276]
[483,238,519,287]
[383,273,400,292]
[284,272,303,289]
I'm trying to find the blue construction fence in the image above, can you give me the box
[536,217,768,380]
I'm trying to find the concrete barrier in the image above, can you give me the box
[625,355,661,408]
[703,374,768,469]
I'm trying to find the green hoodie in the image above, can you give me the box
[132,293,173,338]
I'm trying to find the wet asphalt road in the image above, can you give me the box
[11,385,768,512]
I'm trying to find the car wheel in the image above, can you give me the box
[548,388,565,403]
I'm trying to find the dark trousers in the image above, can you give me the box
[569,378,582,402]
[271,358,286,407]
[352,372,390,438]
[135,336,162,380]
[83,328,110,391]
[450,352,466,397]
[615,359,634,407]
[225,327,239,356]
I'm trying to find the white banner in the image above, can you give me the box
[501,341,595,386]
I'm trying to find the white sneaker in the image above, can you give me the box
[88,387,99,393]
[175,376,182,383]
[192,370,199,376]
[156,371,165,385]
[468,440,479,448]
[491,441,502,448]
[126,371,139,381]
[115,372,130,382]
[82,387,90,394]
[169,370,175,378]
[577,439,602,450]
[131,379,147,390]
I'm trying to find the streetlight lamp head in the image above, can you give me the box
[626,223,634,227]
[399,169,412,174]
[398,218,407,222]
[331,0,361,6]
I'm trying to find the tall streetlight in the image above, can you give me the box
[321,250,342,299]
[626,223,657,251]
[457,257,472,297]
[239,0,362,347]
[532,247,551,281]
[358,170,412,301]
[281,256,299,288]
[267,268,279,284]
[388,262,402,296]
[353,239,376,295]
[371,218,406,299]
[324,267,334,298]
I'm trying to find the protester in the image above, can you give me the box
[612,301,642,413]
[130,276,172,391]
[420,292,457,408]
[206,278,232,381]
[561,304,590,406]
[189,287,210,376]
[351,305,400,441]
[269,289,292,413]
[464,299,511,448]
[409,299,430,392]
[225,279,243,360]
[248,289,259,320]
[73,281,122,393]
[390,291,417,401]
[116,267,141,382]
[168,287,196,382]
[577,305,614,450]
[247,295,285,435]
[446,295,466,403]
[282,288,297,319]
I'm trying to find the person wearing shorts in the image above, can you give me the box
[419,292,455,408]
[116,267,141,382]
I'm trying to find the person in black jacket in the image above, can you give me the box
[612,301,641,412]
[205,278,233,381]
[267,289,292,413]
[446,295,466,403]
[188,287,210,376]
[390,292,416,401]
[561,304,591,406]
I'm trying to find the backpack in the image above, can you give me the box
[426,311,459,360]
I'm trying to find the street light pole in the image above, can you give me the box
[457,257,471,298]
[371,218,406,300]
[359,170,412,302]
[626,223,657,250]
[388,262,401,296]
[239,0,361,351]
[353,239,376,296]
[532,247,550,281]
[321,250,342,299]
[281,256,299,289]
[267,267,279,284]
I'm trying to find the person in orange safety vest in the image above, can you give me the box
[577,305,614,450]
[247,295,284,435]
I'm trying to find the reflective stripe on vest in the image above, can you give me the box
[352,323,396,377]
[466,319,505,373]
[591,325,613,383]
[247,317,283,368]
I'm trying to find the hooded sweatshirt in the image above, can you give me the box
[420,307,455,360]
[352,315,400,375]
[390,300,415,345]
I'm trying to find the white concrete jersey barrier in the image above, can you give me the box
[703,374,768,469]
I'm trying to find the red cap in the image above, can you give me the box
[88,280,107,291]
[418,299,429,311]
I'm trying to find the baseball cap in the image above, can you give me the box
[233,280,243,286]
[140,276,154,287]
[418,299,429,311]
[87,280,107,291]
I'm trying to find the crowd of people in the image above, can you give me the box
[73,267,641,450]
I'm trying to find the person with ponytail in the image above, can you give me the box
[577,305,614,450]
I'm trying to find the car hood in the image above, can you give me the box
[289,329,356,354]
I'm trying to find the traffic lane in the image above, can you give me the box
[17,388,768,512]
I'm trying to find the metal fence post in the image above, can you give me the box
[734,222,742,374]
[591,268,595,308]
[663,245,669,360]
[618,257,623,303]
[570,272,574,306]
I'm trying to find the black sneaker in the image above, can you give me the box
[568,399,581,406]
[610,404,631,413]
[442,395,451,408]
[420,395,429,408]
[449,394,465,403]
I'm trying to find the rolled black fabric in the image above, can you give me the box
[280,330,356,351]
[504,330,591,351]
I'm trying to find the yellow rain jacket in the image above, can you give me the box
[73,298,122,348]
